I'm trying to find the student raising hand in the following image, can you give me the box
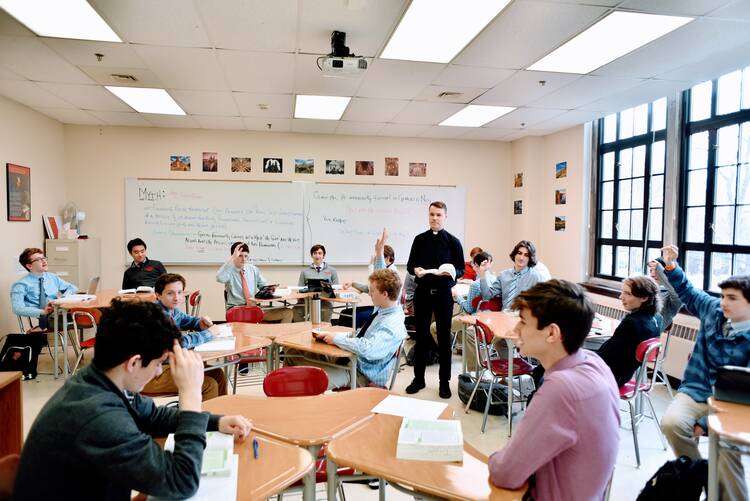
[661,245,679,266]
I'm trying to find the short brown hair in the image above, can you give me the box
[429,201,447,213]
[719,276,750,302]
[469,247,483,258]
[310,244,326,256]
[230,241,249,254]
[383,245,395,264]
[155,273,186,294]
[510,240,538,267]
[511,279,594,355]
[19,247,44,270]
[369,269,402,301]
[623,275,661,315]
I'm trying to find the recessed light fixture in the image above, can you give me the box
[528,11,692,74]
[381,0,511,63]
[105,86,185,115]
[294,95,351,120]
[440,104,516,127]
[0,0,121,42]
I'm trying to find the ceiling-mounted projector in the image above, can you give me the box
[318,31,367,77]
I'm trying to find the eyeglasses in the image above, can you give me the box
[30,256,48,264]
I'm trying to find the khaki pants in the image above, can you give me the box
[661,392,747,501]
[283,351,364,389]
[292,302,333,323]
[262,307,293,323]
[143,366,228,401]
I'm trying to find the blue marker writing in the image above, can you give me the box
[252,438,259,459]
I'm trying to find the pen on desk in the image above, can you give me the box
[253,438,259,459]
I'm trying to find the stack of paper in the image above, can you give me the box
[194,337,236,352]
[396,418,464,462]
[55,294,96,303]
[371,395,447,420]
[165,431,235,477]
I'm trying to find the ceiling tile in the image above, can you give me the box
[391,101,463,125]
[578,79,688,112]
[0,36,94,84]
[42,39,146,68]
[707,1,750,20]
[620,0,733,16]
[141,114,200,128]
[169,90,239,115]
[0,80,77,108]
[533,109,605,130]
[78,66,164,88]
[193,115,245,130]
[234,92,293,118]
[294,54,365,96]
[0,10,35,36]
[485,107,567,128]
[196,0,297,51]
[377,123,431,137]
[342,97,409,122]
[218,50,294,93]
[243,117,291,132]
[656,42,750,84]
[0,64,23,80]
[133,46,227,91]
[474,70,580,107]
[91,0,210,47]
[419,126,471,139]
[36,82,132,111]
[356,59,445,100]
[532,0,619,5]
[531,76,647,109]
[461,127,517,140]
[31,107,104,125]
[414,85,488,104]
[292,119,339,134]
[455,1,608,69]
[336,121,386,136]
[433,64,515,88]
[88,110,153,126]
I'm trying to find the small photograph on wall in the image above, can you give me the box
[514,173,523,187]
[263,157,283,173]
[555,188,567,205]
[170,155,191,171]
[202,152,218,172]
[355,160,374,176]
[385,157,399,176]
[409,162,427,177]
[231,157,251,172]
[555,161,567,179]
[295,159,314,174]
[513,200,523,215]
[555,216,566,231]
[326,159,345,175]
[7,163,31,222]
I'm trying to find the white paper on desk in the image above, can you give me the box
[275,288,291,297]
[55,294,96,303]
[214,324,234,338]
[194,337,235,352]
[371,395,447,420]
[148,454,238,501]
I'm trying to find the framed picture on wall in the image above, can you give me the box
[7,163,31,222]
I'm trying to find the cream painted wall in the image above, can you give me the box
[63,125,513,321]
[1,95,67,334]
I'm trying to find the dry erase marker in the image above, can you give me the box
[253,438,259,459]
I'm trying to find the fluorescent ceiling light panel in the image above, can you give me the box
[105,86,185,115]
[294,95,351,120]
[381,0,511,63]
[528,11,692,74]
[0,0,121,42]
[440,104,515,127]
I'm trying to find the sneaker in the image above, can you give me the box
[439,381,452,399]
[405,378,426,394]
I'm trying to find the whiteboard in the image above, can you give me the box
[304,184,465,265]
[125,179,305,264]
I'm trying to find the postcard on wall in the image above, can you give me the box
[409,162,427,177]
[295,159,314,174]
[385,157,399,176]
[555,216,566,231]
[326,159,344,175]
[231,157,251,172]
[513,200,523,215]
[555,189,567,205]
[7,163,31,222]
[555,161,567,179]
[202,152,218,172]
[170,155,190,171]
[263,157,283,173]
[514,172,523,187]
[355,160,374,176]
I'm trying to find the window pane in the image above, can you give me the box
[631,209,643,240]
[619,148,632,178]
[710,252,733,292]
[714,165,737,205]
[603,114,617,143]
[687,169,707,206]
[736,206,750,245]
[739,164,750,204]
[740,122,750,164]
[685,251,705,288]
[599,245,613,275]
[690,80,712,121]
[602,152,615,181]
[650,175,664,208]
[647,247,660,263]
[632,178,644,208]
[634,103,648,136]
[651,140,665,174]
[600,210,613,238]
[686,207,705,242]
[620,108,634,139]
[652,97,667,131]
[649,208,663,240]
[717,70,742,115]
[689,132,709,170]
[717,124,739,166]
[629,247,643,275]
[615,247,629,278]
[743,67,750,110]
[633,145,646,177]
[619,179,632,209]
[602,181,614,210]
[735,253,750,276]
[617,210,631,239]
[713,206,735,245]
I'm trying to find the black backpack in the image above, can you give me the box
[0,333,46,380]
[636,456,707,501]
[457,373,509,415]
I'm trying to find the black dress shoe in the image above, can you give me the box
[405,378,426,394]
[439,381,452,399]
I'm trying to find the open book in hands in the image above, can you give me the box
[415,263,456,281]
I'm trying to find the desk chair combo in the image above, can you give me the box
[226,305,267,391]
[69,307,102,373]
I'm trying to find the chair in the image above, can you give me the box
[653,323,674,398]
[188,290,202,316]
[69,307,102,373]
[619,338,667,467]
[366,339,405,391]
[226,306,267,391]
[17,315,77,376]
[474,296,503,312]
[0,454,20,499]
[465,319,534,435]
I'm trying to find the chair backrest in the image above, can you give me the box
[69,307,102,330]
[386,339,406,390]
[189,290,202,316]
[263,366,329,396]
[477,297,503,312]
[473,320,495,370]
[226,305,264,323]
[633,338,662,394]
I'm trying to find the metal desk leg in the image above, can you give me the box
[352,303,357,331]
[507,339,514,438]
[266,344,273,371]
[461,322,467,374]
[326,456,338,501]
[708,426,719,501]
[379,479,386,501]
[53,305,60,379]
[350,359,358,389]
[303,445,320,501]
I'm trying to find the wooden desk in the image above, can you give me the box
[275,326,357,387]
[199,324,272,363]
[707,397,750,501]
[204,388,390,501]
[0,372,22,456]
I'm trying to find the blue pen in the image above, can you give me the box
[252,438,259,459]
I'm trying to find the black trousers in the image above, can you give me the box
[413,287,454,382]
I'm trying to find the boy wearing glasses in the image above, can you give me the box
[11,247,78,329]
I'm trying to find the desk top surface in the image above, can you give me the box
[54,288,156,309]
[220,321,326,340]
[198,325,272,361]
[0,371,22,390]
[274,326,354,358]
[708,397,750,446]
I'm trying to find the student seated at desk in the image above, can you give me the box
[122,237,167,289]
[293,243,340,322]
[143,273,228,401]
[458,246,483,284]
[216,241,292,323]
[489,280,619,501]
[345,229,399,295]
[13,300,251,501]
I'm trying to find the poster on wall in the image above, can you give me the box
[409,162,427,177]
[385,157,399,176]
[263,157,283,173]
[513,200,523,215]
[514,173,523,187]
[170,155,191,171]
[231,157,251,172]
[555,216,566,231]
[555,161,567,179]
[326,159,344,175]
[7,163,31,222]
[202,152,218,172]
[295,159,314,174]
[555,189,567,205]
[355,160,374,176]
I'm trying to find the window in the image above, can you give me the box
[595,98,667,280]
[680,66,750,292]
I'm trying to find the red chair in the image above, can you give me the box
[226,306,266,392]
[619,337,667,467]
[226,306,265,323]
[465,319,534,435]
[188,290,202,316]
[475,296,503,312]
[69,307,102,373]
